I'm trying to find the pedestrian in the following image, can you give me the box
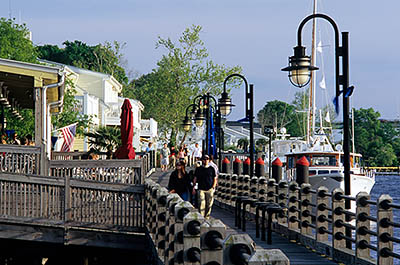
[192,143,202,163]
[145,142,154,153]
[178,146,186,163]
[193,154,217,219]
[169,146,177,169]
[183,144,189,165]
[160,143,170,171]
[11,132,20,145]
[167,161,191,201]
[208,154,219,186]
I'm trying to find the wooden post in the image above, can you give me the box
[200,218,226,264]
[300,183,312,236]
[266,179,276,203]
[332,188,346,249]
[215,173,225,208]
[288,181,299,231]
[316,186,329,243]
[64,171,71,224]
[174,201,195,264]
[183,212,204,264]
[258,176,267,202]
[250,176,258,201]
[228,174,236,207]
[356,192,372,261]
[377,194,393,265]
[223,234,255,265]
[156,188,169,258]
[165,193,182,265]
[277,180,288,226]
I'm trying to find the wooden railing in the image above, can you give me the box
[49,150,156,184]
[0,145,41,175]
[0,172,145,230]
[215,173,400,265]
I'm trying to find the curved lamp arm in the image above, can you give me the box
[296,13,340,97]
[223,73,248,93]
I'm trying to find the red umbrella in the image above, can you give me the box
[115,99,136,159]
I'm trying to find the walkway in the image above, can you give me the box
[150,168,337,265]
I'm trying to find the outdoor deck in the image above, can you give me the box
[150,168,337,265]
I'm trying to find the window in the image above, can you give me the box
[312,155,336,166]
[309,170,317,176]
[318,170,330,175]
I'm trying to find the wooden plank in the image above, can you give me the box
[49,159,142,168]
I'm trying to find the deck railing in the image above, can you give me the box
[0,172,145,230]
[215,173,400,265]
[49,150,156,184]
[0,145,41,175]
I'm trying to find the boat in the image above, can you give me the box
[272,0,375,200]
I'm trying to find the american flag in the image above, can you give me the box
[60,123,77,152]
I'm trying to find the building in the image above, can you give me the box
[41,61,157,152]
[224,121,268,147]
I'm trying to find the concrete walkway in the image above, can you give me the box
[150,168,338,265]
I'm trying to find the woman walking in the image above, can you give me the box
[167,161,191,201]
[160,143,170,171]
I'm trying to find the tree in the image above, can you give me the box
[84,126,121,155]
[0,18,37,63]
[257,100,303,137]
[353,108,398,166]
[124,25,242,145]
[237,138,249,153]
[37,40,128,86]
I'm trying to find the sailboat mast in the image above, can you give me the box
[308,0,317,143]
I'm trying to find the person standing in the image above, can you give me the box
[193,154,217,219]
[167,161,191,201]
[11,132,20,145]
[192,143,202,163]
[169,146,177,169]
[145,142,154,153]
[160,143,170,171]
[208,154,219,186]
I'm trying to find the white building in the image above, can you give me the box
[43,61,157,152]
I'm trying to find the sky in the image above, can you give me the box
[2,0,399,122]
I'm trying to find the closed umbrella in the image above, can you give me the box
[115,99,136,159]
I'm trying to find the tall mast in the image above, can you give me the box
[308,0,317,143]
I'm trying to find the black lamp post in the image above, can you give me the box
[282,13,353,249]
[182,94,224,169]
[222,74,255,178]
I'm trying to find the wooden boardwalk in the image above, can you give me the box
[150,169,338,265]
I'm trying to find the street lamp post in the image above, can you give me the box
[282,13,353,249]
[183,94,224,169]
[221,74,255,178]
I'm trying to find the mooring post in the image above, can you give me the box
[200,218,226,264]
[377,194,394,265]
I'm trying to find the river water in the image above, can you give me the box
[369,174,400,263]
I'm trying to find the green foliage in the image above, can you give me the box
[255,138,268,152]
[123,25,242,143]
[4,108,35,138]
[0,18,37,63]
[237,138,249,153]
[84,126,121,153]
[257,100,303,137]
[354,108,398,166]
[52,79,92,135]
[37,40,128,86]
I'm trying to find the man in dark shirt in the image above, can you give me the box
[193,154,217,219]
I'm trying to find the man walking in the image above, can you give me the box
[193,154,217,219]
